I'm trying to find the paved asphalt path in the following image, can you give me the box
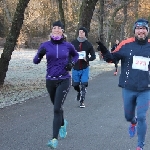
[0,70,150,150]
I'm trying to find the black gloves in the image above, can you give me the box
[38,48,46,59]
[96,41,108,54]
[65,62,75,71]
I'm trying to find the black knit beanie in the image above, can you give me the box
[133,18,149,33]
[52,20,64,30]
[79,27,88,37]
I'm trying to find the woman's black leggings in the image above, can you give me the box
[46,78,71,139]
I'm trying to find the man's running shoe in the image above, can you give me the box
[136,147,143,150]
[80,102,85,108]
[76,92,81,101]
[114,71,118,75]
[47,138,58,149]
[59,119,68,138]
[129,123,136,138]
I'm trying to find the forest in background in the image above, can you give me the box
[0,0,150,86]
[0,0,150,49]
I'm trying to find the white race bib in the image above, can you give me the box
[132,56,150,71]
[78,51,86,59]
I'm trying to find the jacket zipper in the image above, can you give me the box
[56,44,58,58]
[79,43,82,69]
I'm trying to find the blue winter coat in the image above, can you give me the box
[33,40,79,80]
[103,37,150,91]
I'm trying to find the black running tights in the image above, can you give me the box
[46,78,71,139]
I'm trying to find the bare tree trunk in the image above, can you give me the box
[2,0,12,24]
[57,0,65,29]
[121,0,128,40]
[134,0,139,19]
[98,0,104,43]
[0,0,30,86]
[76,0,98,37]
[108,0,134,45]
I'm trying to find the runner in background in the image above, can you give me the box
[71,27,96,108]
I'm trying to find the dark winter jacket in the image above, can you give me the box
[103,37,150,91]
[33,40,79,80]
[71,39,96,70]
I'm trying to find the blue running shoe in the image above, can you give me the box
[59,119,68,138]
[129,124,136,138]
[47,138,58,149]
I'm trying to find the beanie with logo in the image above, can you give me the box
[133,18,149,33]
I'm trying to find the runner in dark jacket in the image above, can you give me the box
[71,27,96,108]
[33,20,78,149]
[97,18,150,150]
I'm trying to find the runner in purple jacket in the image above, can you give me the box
[33,20,78,149]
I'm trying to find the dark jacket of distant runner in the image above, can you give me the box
[71,39,96,70]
